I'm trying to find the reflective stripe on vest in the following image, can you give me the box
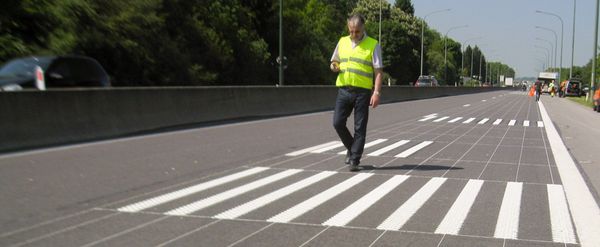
[336,36,377,90]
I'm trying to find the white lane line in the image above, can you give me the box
[463,117,476,124]
[377,177,447,231]
[435,179,484,235]
[508,120,516,126]
[311,143,345,153]
[463,104,471,107]
[419,116,438,122]
[482,100,487,102]
[477,118,490,125]
[337,139,387,155]
[523,120,530,127]
[493,119,503,125]
[547,184,577,244]
[539,101,600,247]
[323,175,409,227]
[448,117,463,123]
[267,173,373,223]
[214,171,336,220]
[368,140,410,156]
[537,121,544,128]
[433,116,450,122]
[165,169,302,216]
[494,182,523,239]
[395,141,433,158]
[118,167,269,212]
[286,141,340,156]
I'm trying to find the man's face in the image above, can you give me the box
[347,23,364,42]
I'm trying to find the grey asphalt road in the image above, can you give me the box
[1,90,598,247]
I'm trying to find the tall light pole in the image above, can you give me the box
[378,0,382,42]
[536,26,558,75]
[460,37,483,85]
[278,0,284,85]
[589,0,598,101]
[536,10,564,81]
[536,38,555,70]
[535,45,551,71]
[444,25,468,84]
[570,0,577,78]
[420,8,450,76]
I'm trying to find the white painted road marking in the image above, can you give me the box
[377,177,447,231]
[435,179,484,235]
[494,182,523,239]
[493,119,503,125]
[268,173,373,223]
[463,117,476,124]
[463,104,471,107]
[523,120,530,127]
[286,141,340,156]
[448,117,463,123]
[118,167,269,213]
[419,116,438,122]
[337,139,387,155]
[508,120,516,126]
[165,169,302,216]
[368,140,410,156]
[539,101,600,247]
[214,171,336,220]
[477,118,489,124]
[433,116,450,122]
[323,175,409,227]
[311,143,345,153]
[395,141,433,158]
[537,121,544,128]
[547,184,577,244]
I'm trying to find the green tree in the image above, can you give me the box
[394,0,414,15]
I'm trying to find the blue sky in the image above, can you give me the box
[392,0,598,78]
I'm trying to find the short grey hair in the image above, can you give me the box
[347,14,365,27]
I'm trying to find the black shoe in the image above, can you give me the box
[344,151,351,164]
[349,160,360,172]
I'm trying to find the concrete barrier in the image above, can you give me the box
[0,86,507,152]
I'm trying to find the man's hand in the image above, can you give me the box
[370,93,380,108]
[330,61,340,72]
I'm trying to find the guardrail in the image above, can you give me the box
[0,86,507,153]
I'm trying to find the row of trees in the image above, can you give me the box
[0,0,514,86]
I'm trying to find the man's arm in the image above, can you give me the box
[370,68,383,108]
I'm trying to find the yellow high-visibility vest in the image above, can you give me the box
[336,35,377,90]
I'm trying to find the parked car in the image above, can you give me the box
[0,55,110,91]
[414,75,439,87]
[564,79,583,97]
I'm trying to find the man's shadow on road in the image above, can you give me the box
[359,164,463,171]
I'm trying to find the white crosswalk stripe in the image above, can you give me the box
[337,139,387,155]
[214,171,336,220]
[477,118,490,124]
[537,121,544,128]
[286,141,340,156]
[508,120,516,126]
[117,167,269,212]
[367,140,410,156]
[395,141,433,158]
[377,177,447,231]
[165,169,302,216]
[323,175,409,227]
[463,117,476,124]
[268,173,373,223]
[448,117,463,123]
[311,143,345,153]
[494,182,523,239]
[435,179,484,235]
[524,120,530,127]
[119,168,578,244]
[433,116,450,122]
[493,119,503,125]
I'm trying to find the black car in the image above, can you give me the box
[0,55,110,91]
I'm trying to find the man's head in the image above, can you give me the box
[347,14,365,42]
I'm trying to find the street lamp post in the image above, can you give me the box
[571,0,577,78]
[535,45,551,71]
[460,37,483,85]
[536,10,564,81]
[444,25,468,84]
[536,26,558,75]
[536,38,555,70]
[420,8,450,76]
[589,0,598,101]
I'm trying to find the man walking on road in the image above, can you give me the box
[535,80,542,102]
[330,14,383,172]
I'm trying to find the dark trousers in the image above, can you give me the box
[333,87,371,163]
